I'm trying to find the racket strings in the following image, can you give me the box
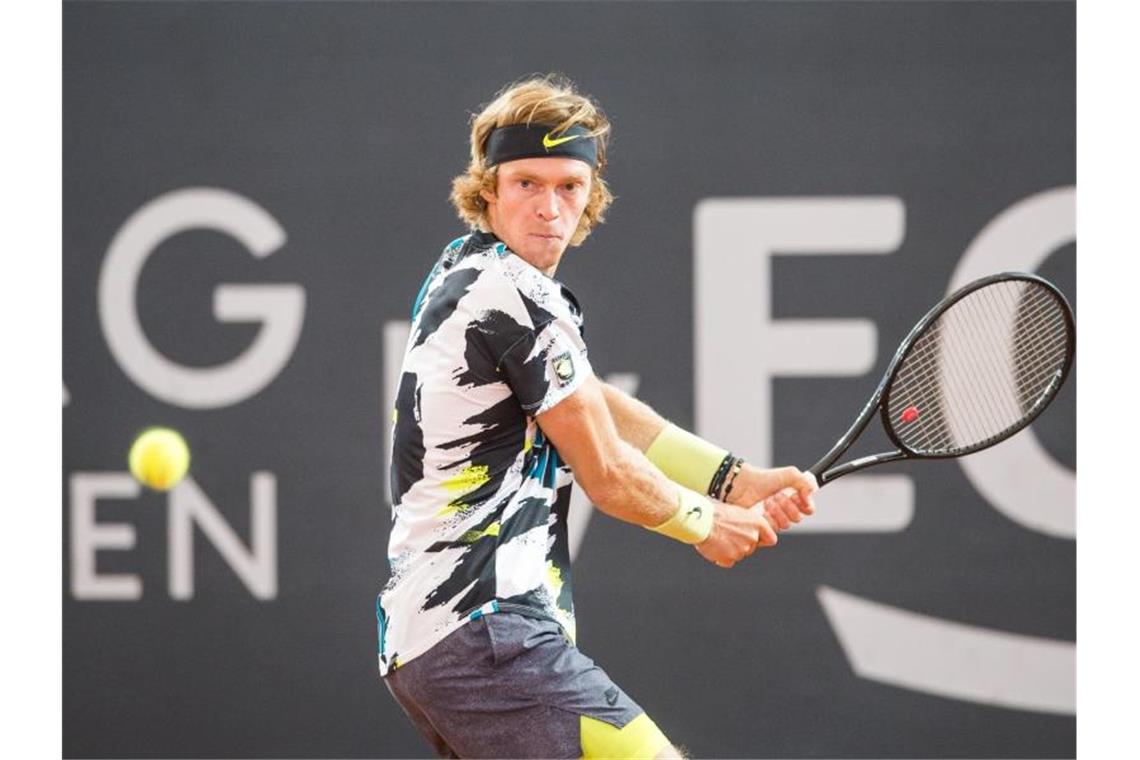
[894,283,1067,453]
[966,287,1062,426]
[1010,293,1069,404]
[912,285,1067,452]
[885,280,1071,456]
[889,286,1061,410]
[891,287,1061,399]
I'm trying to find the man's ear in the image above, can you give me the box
[479,187,496,207]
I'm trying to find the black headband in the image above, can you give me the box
[484,123,599,168]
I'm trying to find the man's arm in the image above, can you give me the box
[598,381,668,452]
[536,375,777,568]
[599,380,817,529]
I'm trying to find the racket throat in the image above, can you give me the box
[813,450,908,486]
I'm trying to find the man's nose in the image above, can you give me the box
[536,189,559,220]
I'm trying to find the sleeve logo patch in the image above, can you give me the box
[552,351,575,386]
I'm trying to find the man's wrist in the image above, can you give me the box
[647,487,714,545]
[644,423,731,496]
[719,456,746,502]
[724,462,762,507]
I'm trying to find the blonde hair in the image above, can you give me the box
[450,74,614,247]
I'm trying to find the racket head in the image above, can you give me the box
[879,272,1075,459]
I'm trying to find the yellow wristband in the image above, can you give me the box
[644,423,729,495]
[648,488,714,544]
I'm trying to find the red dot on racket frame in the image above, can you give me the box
[901,406,920,424]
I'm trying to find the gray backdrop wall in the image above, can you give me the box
[63,1,1076,757]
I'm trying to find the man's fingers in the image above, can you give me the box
[756,514,778,546]
[777,490,803,523]
[789,491,809,520]
[784,484,815,516]
[798,490,816,513]
[771,466,820,509]
[763,490,804,530]
[798,471,819,511]
[695,544,735,569]
[803,470,819,492]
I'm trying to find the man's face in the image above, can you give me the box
[481,157,593,276]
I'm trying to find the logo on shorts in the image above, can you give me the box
[604,686,620,706]
[552,351,575,386]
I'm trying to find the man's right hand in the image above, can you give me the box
[694,501,778,569]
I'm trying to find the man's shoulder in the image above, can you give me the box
[441,234,470,256]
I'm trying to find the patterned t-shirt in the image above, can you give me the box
[377,231,592,675]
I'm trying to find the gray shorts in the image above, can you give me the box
[383,612,671,758]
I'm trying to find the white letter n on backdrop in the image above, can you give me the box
[168,474,278,600]
[694,197,911,532]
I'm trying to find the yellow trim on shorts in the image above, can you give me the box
[580,713,671,759]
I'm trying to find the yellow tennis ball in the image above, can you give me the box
[129,428,190,491]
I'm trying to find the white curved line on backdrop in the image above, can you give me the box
[817,585,1075,715]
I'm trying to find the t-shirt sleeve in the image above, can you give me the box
[498,313,593,415]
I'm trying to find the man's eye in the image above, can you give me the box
[564,183,579,191]
[519,179,531,189]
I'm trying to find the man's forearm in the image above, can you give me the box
[599,381,668,452]
[583,382,813,552]
[601,381,735,496]
[542,376,695,530]
[587,439,688,528]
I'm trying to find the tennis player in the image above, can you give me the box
[378,74,818,758]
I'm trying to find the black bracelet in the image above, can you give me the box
[707,453,735,498]
[721,457,746,501]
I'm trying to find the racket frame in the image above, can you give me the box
[809,271,1075,486]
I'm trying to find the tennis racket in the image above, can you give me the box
[808,272,1075,486]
